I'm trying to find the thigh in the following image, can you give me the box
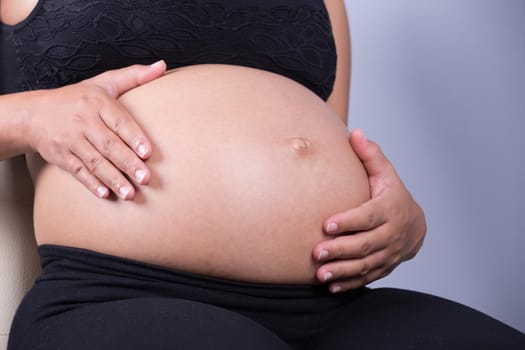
[9,297,292,350]
[314,288,525,350]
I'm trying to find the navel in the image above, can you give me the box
[286,136,315,156]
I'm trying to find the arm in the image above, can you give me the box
[0,93,33,160]
[325,0,351,125]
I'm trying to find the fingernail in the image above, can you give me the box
[97,186,108,198]
[137,144,148,158]
[357,128,367,140]
[150,60,164,68]
[326,222,338,233]
[323,272,333,282]
[318,250,329,260]
[330,285,342,294]
[119,186,131,199]
[135,169,147,183]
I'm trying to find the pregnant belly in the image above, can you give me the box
[32,64,370,284]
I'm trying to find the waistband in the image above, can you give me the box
[36,244,366,317]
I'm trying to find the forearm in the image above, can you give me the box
[0,91,35,160]
[325,0,351,125]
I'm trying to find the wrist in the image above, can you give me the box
[0,91,39,159]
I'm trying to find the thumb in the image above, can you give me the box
[89,60,167,98]
[349,128,393,179]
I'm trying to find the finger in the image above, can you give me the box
[71,139,136,200]
[313,228,389,262]
[84,119,150,186]
[89,60,167,98]
[327,266,393,293]
[350,128,395,180]
[315,246,389,283]
[64,152,110,199]
[316,250,393,284]
[97,93,152,161]
[323,197,387,235]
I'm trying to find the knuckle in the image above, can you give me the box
[111,116,123,133]
[405,249,417,260]
[87,155,103,172]
[70,161,84,178]
[377,267,393,281]
[359,239,371,257]
[101,137,116,156]
[391,231,404,244]
[385,265,395,277]
[49,136,66,153]
[88,84,107,95]
[72,112,86,125]
[130,64,142,72]
[80,90,104,110]
[128,65,142,83]
[360,261,371,276]
[368,271,381,284]
[104,81,119,97]
[378,270,388,279]
[391,253,402,267]
[121,156,137,174]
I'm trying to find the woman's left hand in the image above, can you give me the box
[312,129,427,293]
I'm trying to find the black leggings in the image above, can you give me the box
[9,245,524,350]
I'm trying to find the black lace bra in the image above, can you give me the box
[0,0,337,100]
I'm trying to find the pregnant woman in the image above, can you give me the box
[1,0,523,349]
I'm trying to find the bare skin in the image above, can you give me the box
[1,0,426,291]
[31,64,371,283]
[0,62,166,199]
[316,0,426,292]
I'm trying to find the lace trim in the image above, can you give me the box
[5,0,337,100]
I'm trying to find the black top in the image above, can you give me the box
[0,0,337,100]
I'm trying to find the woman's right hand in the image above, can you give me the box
[27,61,167,200]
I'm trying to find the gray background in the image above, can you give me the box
[345,0,525,332]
